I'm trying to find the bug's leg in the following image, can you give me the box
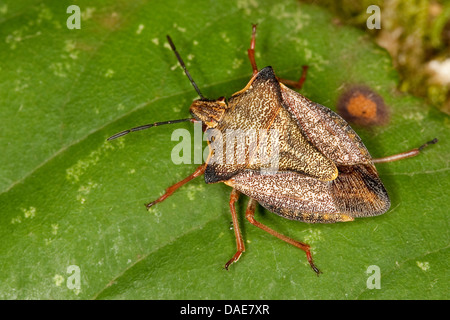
[245,199,321,275]
[372,138,438,163]
[247,23,307,89]
[247,23,308,89]
[277,65,309,90]
[224,188,246,270]
[145,163,206,209]
[247,24,259,76]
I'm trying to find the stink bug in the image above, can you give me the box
[108,25,437,274]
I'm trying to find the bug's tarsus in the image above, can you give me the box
[305,250,322,276]
[166,35,205,99]
[107,118,195,141]
[418,138,438,151]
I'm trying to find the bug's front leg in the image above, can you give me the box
[277,66,309,90]
[145,163,206,209]
[245,198,322,275]
[247,24,259,76]
[224,188,245,270]
[246,24,308,90]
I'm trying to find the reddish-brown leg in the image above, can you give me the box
[247,24,309,90]
[224,188,246,270]
[278,65,309,90]
[247,24,259,76]
[245,199,321,275]
[372,138,438,163]
[145,163,206,209]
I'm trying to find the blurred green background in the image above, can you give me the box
[303,0,450,114]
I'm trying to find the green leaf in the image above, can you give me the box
[0,0,448,300]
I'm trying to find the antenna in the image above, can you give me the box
[107,36,204,141]
[107,118,194,141]
[166,35,205,99]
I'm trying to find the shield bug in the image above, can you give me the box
[108,25,438,274]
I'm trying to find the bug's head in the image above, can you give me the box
[189,97,228,128]
[106,36,229,141]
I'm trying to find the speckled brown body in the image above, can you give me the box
[191,66,390,223]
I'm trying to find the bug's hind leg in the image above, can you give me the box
[245,198,321,275]
[372,138,438,163]
[145,163,206,209]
